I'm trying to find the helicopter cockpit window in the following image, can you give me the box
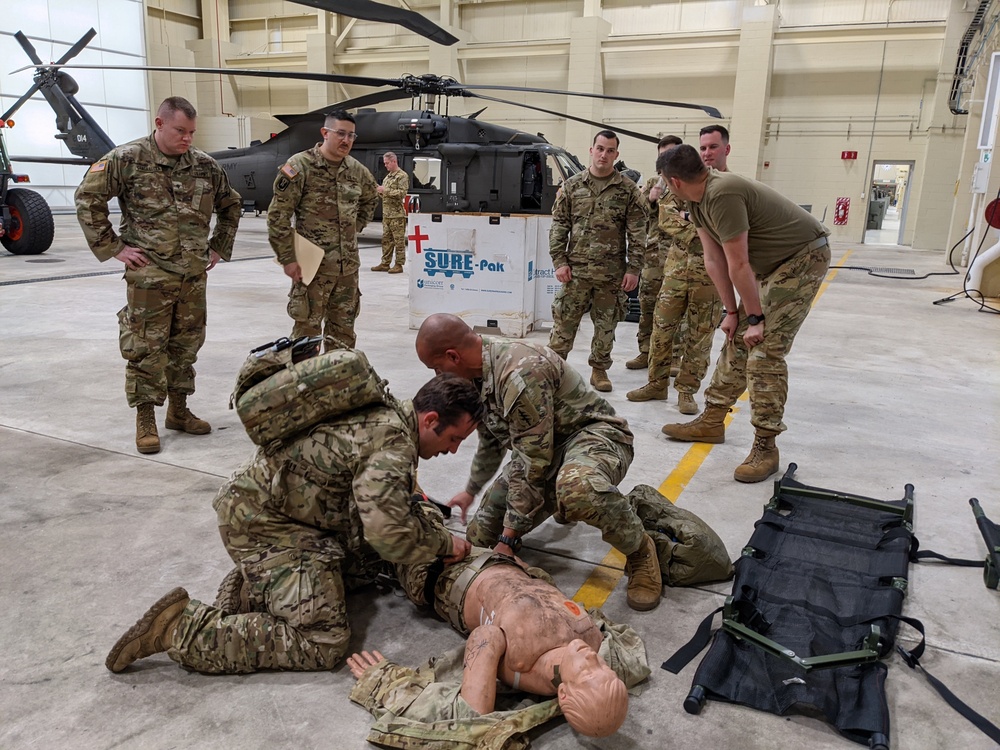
[410,156,442,191]
[545,152,580,188]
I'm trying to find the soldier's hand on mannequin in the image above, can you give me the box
[621,273,639,293]
[115,245,150,270]
[555,265,572,283]
[448,490,476,522]
[347,650,385,679]
[283,261,303,283]
[445,535,472,564]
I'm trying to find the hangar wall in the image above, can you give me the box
[0,0,149,210]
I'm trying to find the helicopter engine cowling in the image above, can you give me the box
[397,112,448,149]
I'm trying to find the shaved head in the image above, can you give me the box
[415,314,484,380]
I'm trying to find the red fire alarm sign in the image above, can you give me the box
[841,151,858,160]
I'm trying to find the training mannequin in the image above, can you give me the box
[349,549,634,738]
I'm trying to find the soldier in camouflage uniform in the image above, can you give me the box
[548,130,646,393]
[627,143,722,416]
[268,110,379,351]
[104,374,484,675]
[627,136,681,371]
[659,145,831,483]
[75,96,242,455]
[371,151,409,274]
[415,313,663,612]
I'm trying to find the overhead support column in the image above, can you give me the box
[184,0,238,117]
[728,1,779,177]
[565,10,611,158]
[429,0,466,93]
[307,13,339,111]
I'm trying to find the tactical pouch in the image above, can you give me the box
[287,281,310,322]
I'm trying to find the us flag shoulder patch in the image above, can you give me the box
[280,163,300,179]
[89,160,108,173]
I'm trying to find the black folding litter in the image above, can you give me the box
[664,463,914,749]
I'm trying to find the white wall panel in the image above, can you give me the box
[778,0,949,27]
[462,0,576,43]
[602,0,741,35]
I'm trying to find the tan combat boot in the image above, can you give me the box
[661,404,729,444]
[590,367,612,392]
[387,265,404,274]
[624,535,662,611]
[370,263,390,272]
[625,352,648,370]
[677,392,699,415]
[214,566,252,615]
[733,430,780,483]
[135,403,160,455]
[627,380,669,402]
[105,587,189,672]
[166,392,211,434]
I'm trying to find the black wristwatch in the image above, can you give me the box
[497,533,522,553]
[747,313,766,326]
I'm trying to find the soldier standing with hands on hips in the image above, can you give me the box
[75,96,242,455]
[267,110,378,351]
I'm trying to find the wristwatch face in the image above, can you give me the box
[747,314,765,325]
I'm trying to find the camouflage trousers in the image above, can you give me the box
[380,218,407,266]
[704,243,831,433]
[118,265,207,408]
[649,279,721,394]
[548,277,626,370]
[288,266,360,351]
[467,426,645,555]
[167,526,372,674]
[634,264,663,355]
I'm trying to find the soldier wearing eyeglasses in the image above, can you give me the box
[267,109,379,351]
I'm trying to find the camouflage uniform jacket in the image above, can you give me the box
[549,168,646,282]
[267,146,379,272]
[659,189,712,286]
[466,337,633,533]
[213,399,451,564]
[380,168,410,219]
[75,133,241,276]
[349,610,649,749]
[641,175,672,274]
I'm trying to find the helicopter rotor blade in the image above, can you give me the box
[13,31,44,66]
[464,91,662,144]
[54,28,98,66]
[273,89,413,125]
[458,83,722,119]
[287,0,459,46]
[0,82,44,122]
[13,64,402,90]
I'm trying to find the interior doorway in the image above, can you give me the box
[864,161,915,245]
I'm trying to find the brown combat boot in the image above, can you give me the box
[387,265,404,274]
[214,566,252,615]
[627,380,669,402]
[733,430,780,483]
[370,263,390,272]
[624,535,662,611]
[105,587,189,672]
[135,403,160,455]
[590,367,612,392]
[625,352,648,370]
[166,392,211,434]
[677,392,699,415]
[661,404,729,444]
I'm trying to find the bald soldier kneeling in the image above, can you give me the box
[348,548,648,740]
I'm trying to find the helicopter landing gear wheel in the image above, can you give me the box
[2,188,54,255]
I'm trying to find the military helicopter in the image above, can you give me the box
[8,1,722,216]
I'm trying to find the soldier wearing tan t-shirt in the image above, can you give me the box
[657,144,831,483]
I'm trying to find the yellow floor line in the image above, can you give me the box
[571,249,853,610]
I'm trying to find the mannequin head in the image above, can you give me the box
[556,639,629,737]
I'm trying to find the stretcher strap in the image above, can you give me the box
[661,606,723,674]
[894,615,1000,744]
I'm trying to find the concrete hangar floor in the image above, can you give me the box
[2,214,998,750]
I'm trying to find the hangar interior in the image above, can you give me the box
[1,2,999,749]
